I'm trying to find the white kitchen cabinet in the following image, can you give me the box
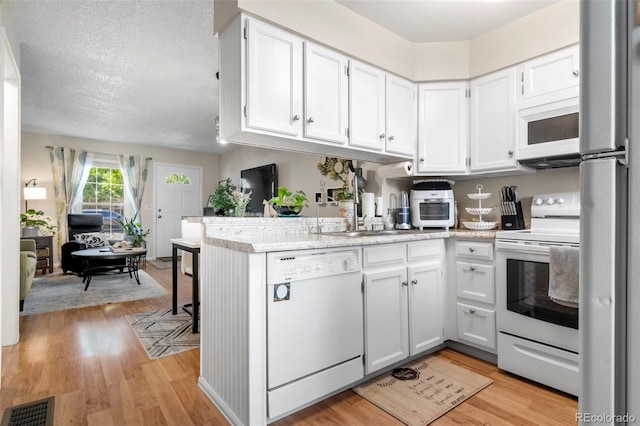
[385,74,417,156]
[453,240,496,351]
[518,44,579,101]
[303,42,349,144]
[416,82,469,174]
[363,240,443,374]
[469,67,521,173]
[349,59,386,151]
[245,18,303,137]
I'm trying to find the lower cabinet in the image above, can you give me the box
[456,302,496,350]
[363,240,444,374]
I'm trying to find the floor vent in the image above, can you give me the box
[1,396,54,426]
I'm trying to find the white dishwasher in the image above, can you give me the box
[266,248,363,419]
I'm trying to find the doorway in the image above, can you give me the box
[154,163,202,258]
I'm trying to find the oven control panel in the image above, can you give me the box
[531,192,580,218]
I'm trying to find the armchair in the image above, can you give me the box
[61,214,126,274]
[20,239,37,311]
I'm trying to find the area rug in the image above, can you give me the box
[126,308,200,359]
[21,270,168,316]
[147,258,180,270]
[353,356,493,425]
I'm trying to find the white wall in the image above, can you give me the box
[21,132,220,261]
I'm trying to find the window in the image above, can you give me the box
[166,173,192,185]
[82,166,125,235]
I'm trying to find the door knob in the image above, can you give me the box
[402,281,408,287]
[307,117,314,123]
[293,115,300,121]
[388,135,395,141]
[411,279,418,285]
[157,215,162,219]
[379,133,385,139]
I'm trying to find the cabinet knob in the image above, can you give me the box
[469,266,476,272]
[402,281,408,287]
[419,157,425,162]
[307,117,314,123]
[469,308,476,314]
[508,150,514,156]
[411,279,418,285]
[293,115,300,121]
[157,215,162,219]
[388,135,395,141]
[379,133,385,139]
[573,69,579,76]
[468,247,475,253]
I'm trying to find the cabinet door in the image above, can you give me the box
[385,74,417,156]
[470,67,518,172]
[349,60,385,151]
[246,18,302,136]
[456,262,495,304]
[304,42,349,144]
[363,267,409,374]
[519,44,580,101]
[408,262,443,356]
[417,82,469,174]
[456,302,496,350]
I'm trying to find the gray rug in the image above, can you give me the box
[148,258,180,270]
[21,270,168,316]
[126,308,200,359]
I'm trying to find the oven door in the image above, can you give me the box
[495,240,579,352]
[515,96,579,161]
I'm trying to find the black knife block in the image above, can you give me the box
[501,201,525,230]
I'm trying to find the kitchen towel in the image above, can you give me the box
[548,246,579,308]
[376,161,413,178]
[361,193,375,218]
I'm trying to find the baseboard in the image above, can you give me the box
[446,340,497,365]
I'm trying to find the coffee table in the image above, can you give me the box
[71,247,147,291]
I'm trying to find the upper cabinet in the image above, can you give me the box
[303,42,349,144]
[470,67,524,173]
[385,75,417,156]
[518,44,579,101]
[219,15,413,163]
[245,18,303,137]
[349,60,386,151]
[416,82,469,174]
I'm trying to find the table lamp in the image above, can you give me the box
[24,178,47,212]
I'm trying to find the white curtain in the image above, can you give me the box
[48,147,93,250]
[118,155,150,221]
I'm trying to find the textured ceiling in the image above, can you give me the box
[11,0,228,154]
[10,0,559,155]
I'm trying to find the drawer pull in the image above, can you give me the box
[469,266,476,272]
[468,248,475,253]
[469,308,476,314]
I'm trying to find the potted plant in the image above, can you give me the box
[114,212,150,247]
[269,187,309,216]
[20,209,56,237]
[210,178,238,216]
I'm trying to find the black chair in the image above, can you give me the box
[61,214,127,274]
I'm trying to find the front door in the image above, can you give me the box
[154,163,202,258]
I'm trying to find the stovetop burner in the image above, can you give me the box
[496,192,580,244]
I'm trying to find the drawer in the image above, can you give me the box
[362,244,406,268]
[456,302,496,350]
[455,241,494,260]
[37,248,50,257]
[456,262,495,304]
[407,240,441,263]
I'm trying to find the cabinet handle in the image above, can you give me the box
[468,247,475,253]
[293,115,300,121]
[573,70,579,76]
[419,157,425,162]
[307,117,314,123]
[411,279,418,286]
[388,135,395,141]
[402,281,408,287]
[469,266,476,272]
[508,150,514,156]
[469,308,476,314]
[379,133,385,139]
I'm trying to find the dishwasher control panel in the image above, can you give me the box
[267,249,360,283]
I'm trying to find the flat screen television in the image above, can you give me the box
[240,163,277,215]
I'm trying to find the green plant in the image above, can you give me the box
[211,178,238,216]
[20,209,56,235]
[114,212,150,247]
[269,187,309,213]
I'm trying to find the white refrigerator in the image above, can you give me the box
[580,0,639,422]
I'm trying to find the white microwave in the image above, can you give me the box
[515,95,579,161]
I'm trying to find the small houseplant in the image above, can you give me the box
[211,178,238,216]
[269,187,309,216]
[115,212,150,247]
[20,209,56,237]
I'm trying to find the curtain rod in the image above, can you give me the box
[45,146,152,161]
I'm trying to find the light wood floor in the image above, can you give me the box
[1,264,578,425]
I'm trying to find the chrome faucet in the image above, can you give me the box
[352,176,360,231]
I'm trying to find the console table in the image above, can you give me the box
[21,235,54,274]
[171,239,201,334]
